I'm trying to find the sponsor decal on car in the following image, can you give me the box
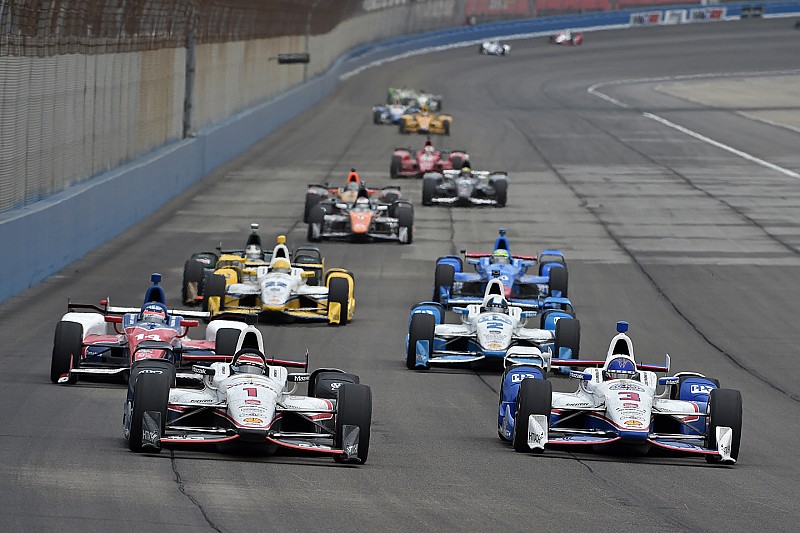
[243,417,263,424]
[609,383,645,392]
[139,369,163,374]
[690,384,714,395]
[245,399,261,405]
[624,420,643,427]
[511,373,540,383]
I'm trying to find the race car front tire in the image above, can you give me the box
[303,193,322,223]
[513,378,552,453]
[203,274,227,313]
[396,204,414,244]
[307,206,325,242]
[327,276,351,325]
[554,318,580,359]
[390,155,402,178]
[407,312,435,370]
[451,155,463,170]
[548,266,568,298]
[433,263,455,303]
[309,371,360,399]
[372,110,382,124]
[182,259,205,305]
[705,388,742,463]
[422,176,437,206]
[493,178,508,207]
[334,383,372,464]
[443,120,450,136]
[51,321,82,384]
[128,362,173,453]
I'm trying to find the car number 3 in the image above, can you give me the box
[618,392,640,401]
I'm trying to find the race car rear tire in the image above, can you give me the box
[128,364,173,453]
[372,110,382,124]
[182,259,205,305]
[554,318,580,359]
[307,206,325,242]
[433,263,455,303]
[399,120,407,134]
[309,371,360,400]
[396,204,414,244]
[513,378,552,453]
[303,193,322,223]
[334,383,372,464]
[407,312,435,370]
[327,276,351,326]
[390,155,402,178]
[705,388,742,463]
[214,328,241,358]
[422,176,437,206]
[548,266,568,298]
[442,120,450,136]
[493,179,508,207]
[51,321,82,384]
[203,274,227,313]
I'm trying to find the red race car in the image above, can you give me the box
[549,30,583,46]
[390,138,469,179]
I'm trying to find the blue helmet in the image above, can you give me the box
[604,356,637,380]
[485,296,508,314]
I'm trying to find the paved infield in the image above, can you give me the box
[1,18,799,533]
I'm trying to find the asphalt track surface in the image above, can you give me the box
[2,18,799,533]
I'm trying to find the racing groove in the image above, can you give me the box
[1,18,800,533]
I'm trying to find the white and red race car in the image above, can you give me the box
[479,40,511,55]
[549,30,583,45]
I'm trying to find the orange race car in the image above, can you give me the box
[303,169,402,222]
[398,105,452,135]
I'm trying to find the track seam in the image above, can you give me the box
[170,451,223,532]
[507,115,800,403]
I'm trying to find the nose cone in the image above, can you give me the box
[350,212,372,234]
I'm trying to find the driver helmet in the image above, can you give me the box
[492,249,511,264]
[356,196,370,206]
[485,296,508,314]
[603,356,638,381]
[271,259,291,274]
[141,303,167,324]
[245,244,262,262]
[425,144,435,154]
[231,352,267,375]
[460,165,472,177]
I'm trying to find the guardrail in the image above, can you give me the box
[2,1,800,303]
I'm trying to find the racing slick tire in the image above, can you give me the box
[309,371,360,399]
[334,383,372,464]
[443,120,451,136]
[307,205,325,242]
[303,192,322,223]
[390,155,402,178]
[372,110,382,124]
[51,321,82,384]
[182,259,205,305]
[406,312,435,370]
[203,273,227,313]
[327,276,352,326]
[451,155,463,170]
[214,328,241,358]
[396,204,414,244]
[432,263,455,303]
[492,178,508,207]
[479,45,485,54]
[513,378,552,453]
[705,388,742,463]
[548,266,568,298]
[422,176,437,206]
[399,120,408,134]
[554,318,580,359]
[127,360,174,453]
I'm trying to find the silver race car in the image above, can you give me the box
[479,40,511,55]
[422,166,508,207]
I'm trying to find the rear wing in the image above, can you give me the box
[67,300,210,320]
[551,354,670,373]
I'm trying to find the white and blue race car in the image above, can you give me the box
[406,279,580,370]
[479,40,511,55]
[498,321,742,464]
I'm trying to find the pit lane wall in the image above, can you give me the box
[2,1,799,303]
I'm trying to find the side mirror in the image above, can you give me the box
[289,373,311,383]
[180,319,199,327]
[658,376,679,386]
[569,370,593,381]
[377,205,389,211]
[105,316,123,323]
[193,365,215,376]
[520,311,537,319]
[452,307,469,315]
[335,203,348,210]
[300,271,315,279]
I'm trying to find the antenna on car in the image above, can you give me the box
[304,349,310,372]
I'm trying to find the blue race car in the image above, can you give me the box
[432,228,568,310]
[405,279,580,370]
[498,321,742,464]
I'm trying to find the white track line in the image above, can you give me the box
[643,112,800,179]
[736,111,800,134]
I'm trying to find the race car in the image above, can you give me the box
[373,101,413,125]
[307,181,414,244]
[479,40,511,55]
[50,273,255,384]
[182,223,326,307]
[499,321,742,464]
[433,228,568,309]
[422,165,508,207]
[549,30,583,45]
[398,105,452,135]
[304,169,401,223]
[390,137,469,179]
[405,279,580,370]
[203,235,355,324]
[124,341,372,464]
[387,87,443,111]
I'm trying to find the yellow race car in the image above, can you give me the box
[201,234,355,325]
[398,105,452,136]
